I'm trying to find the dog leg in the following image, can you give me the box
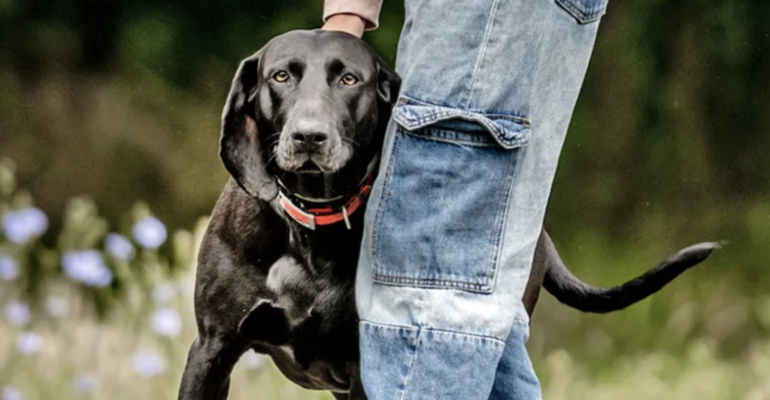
[178,336,246,400]
[333,389,367,400]
[239,300,292,344]
[347,379,368,400]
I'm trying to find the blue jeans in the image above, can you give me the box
[356,0,606,398]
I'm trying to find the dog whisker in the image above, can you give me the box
[340,137,361,148]
[266,152,279,166]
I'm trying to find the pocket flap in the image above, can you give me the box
[555,0,608,24]
[392,97,531,150]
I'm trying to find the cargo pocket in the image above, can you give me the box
[371,97,530,294]
[554,0,609,24]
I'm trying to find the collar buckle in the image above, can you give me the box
[342,206,352,230]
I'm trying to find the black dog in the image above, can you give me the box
[178,30,717,400]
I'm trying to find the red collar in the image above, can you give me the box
[277,173,374,230]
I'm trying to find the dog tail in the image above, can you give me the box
[542,231,720,313]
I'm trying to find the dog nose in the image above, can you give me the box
[291,131,328,150]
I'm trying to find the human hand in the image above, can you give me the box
[322,13,365,38]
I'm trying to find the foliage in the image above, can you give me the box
[1,0,769,397]
[0,158,768,398]
[0,158,198,316]
[1,166,769,398]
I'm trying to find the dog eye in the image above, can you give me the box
[273,71,290,83]
[340,73,359,86]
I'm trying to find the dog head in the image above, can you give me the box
[220,30,400,201]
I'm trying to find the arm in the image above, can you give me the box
[322,0,384,38]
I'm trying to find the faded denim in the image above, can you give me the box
[356,0,607,399]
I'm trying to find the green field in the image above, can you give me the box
[1,194,768,399]
[2,268,769,400]
[1,0,769,398]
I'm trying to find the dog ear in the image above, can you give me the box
[220,50,278,201]
[376,57,401,108]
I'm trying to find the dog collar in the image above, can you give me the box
[277,158,378,230]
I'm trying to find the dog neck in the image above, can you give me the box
[279,197,367,277]
[275,156,378,231]
[273,157,378,276]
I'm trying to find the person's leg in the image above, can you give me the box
[356,1,608,399]
[487,320,541,400]
[485,1,608,397]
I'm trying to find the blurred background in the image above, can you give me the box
[1,0,769,399]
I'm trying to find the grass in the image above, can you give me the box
[2,266,769,400]
[1,170,768,399]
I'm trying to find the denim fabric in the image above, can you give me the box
[361,321,506,400]
[372,117,524,293]
[487,320,541,400]
[357,0,606,398]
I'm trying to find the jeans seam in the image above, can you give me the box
[362,320,418,332]
[465,0,501,108]
[485,148,521,293]
[398,95,532,125]
[372,275,490,292]
[363,320,508,346]
[493,142,528,291]
[371,130,401,271]
[400,326,424,400]
[512,314,530,328]
[393,96,532,149]
[554,0,605,24]
[424,327,507,346]
[405,129,498,147]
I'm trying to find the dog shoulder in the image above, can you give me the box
[202,178,286,259]
[193,179,287,334]
[198,178,288,277]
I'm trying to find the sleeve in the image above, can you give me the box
[323,0,384,31]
